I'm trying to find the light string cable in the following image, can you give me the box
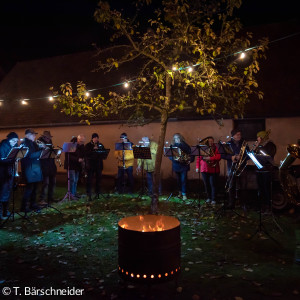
[0,31,299,105]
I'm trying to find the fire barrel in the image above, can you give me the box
[118,215,181,283]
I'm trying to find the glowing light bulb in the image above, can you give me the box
[124,82,129,88]
[172,66,177,71]
[85,92,90,97]
[188,67,193,72]
[21,100,28,105]
[239,52,246,59]
[49,96,54,101]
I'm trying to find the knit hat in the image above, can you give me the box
[6,132,19,140]
[92,133,99,139]
[120,132,127,139]
[231,128,241,137]
[257,130,270,140]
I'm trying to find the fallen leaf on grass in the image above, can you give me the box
[176,287,183,293]
[243,268,253,272]
[252,281,262,287]
[226,274,233,277]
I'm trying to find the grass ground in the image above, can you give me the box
[1,179,300,300]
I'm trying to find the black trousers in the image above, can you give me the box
[256,170,272,206]
[86,168,102,196]
[21,182,39,210]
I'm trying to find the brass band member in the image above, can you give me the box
[85,133,105,201]
[64,134,86,199]
[20,128,43,213]
[221,128,248,209]
[114,133,134,194]
[196,137,221,205]
[136,136,158,196]
[170,133,191,201]
[0,132,19,220]
[254,130,276,212]
[38,131,57,206]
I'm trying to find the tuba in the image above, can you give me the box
[276,144,300,208]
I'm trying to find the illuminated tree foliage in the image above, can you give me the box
[53,0,267,212]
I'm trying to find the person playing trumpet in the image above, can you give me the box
[196,137,221,205]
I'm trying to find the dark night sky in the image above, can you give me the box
[0,0,298,72]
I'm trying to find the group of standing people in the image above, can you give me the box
[0,129,58,217]
[0,127,277,220]
[167,129,276,211]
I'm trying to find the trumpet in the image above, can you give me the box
[36,140,51,149]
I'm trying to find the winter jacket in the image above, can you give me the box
[37,136,57,177]
[196,145,221,173]
[85,141,105,171]
[114,142,134,169]
[20,138,43,183]
[0,139,15,180]
[137,141,158,172]
[64,143,85,171]
[169,141,191,172]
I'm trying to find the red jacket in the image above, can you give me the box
[196,146,221,173]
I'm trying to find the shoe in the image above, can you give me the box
[211,200,216,206]
[0,215,8,220]
[75,193,82,198]
[177,192,182,198]
[88,195,93,202]
[206,198,211,203]
[182,195,187,201]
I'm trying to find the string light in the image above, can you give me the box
[239,52,246,59]
[0,32,297,106]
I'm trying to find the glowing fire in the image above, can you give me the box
[119,215,180,232]
[120,216,165,232]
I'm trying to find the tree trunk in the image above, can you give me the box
[151,75,171,214]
